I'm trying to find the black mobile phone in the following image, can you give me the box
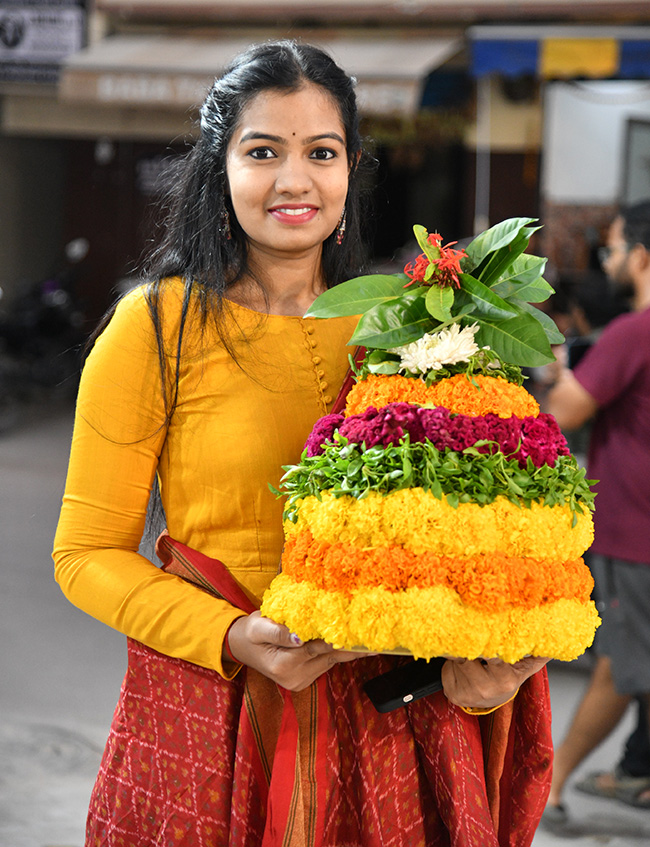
[363,657,445,713]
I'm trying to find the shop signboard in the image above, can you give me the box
[0,0,85,85]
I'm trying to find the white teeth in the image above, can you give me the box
[275,207,313,215]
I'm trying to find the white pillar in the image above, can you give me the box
[474,74,492,235]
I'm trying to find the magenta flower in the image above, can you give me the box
[338,403,426,448]
[304,403,570,468]
[519,413,570,467]
[305,413,344,457]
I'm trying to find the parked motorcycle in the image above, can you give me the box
[0,239,88,433]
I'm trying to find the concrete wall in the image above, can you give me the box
[539,81,650,272]
[543,80,650,205]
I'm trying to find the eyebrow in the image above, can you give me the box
[238,131,346,146]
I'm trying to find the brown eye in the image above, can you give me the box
[310,148,337,161]
[248,147,276,160]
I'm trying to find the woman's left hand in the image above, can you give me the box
[441,656,550,712]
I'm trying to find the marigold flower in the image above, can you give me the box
[345,374,540,419]
[286,489,594,562]
[281,530,595,610]
[260,573,600,662]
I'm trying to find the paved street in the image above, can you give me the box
[1,401,649,846]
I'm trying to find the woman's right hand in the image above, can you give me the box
[225,611,366,691]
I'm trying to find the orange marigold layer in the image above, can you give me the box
[281,531,593,613]
[345,374,540,419]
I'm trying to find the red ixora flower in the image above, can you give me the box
[403,233,466,289]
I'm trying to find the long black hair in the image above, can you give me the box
[129,39,371,417]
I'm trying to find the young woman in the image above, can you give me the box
[53,40,552,846]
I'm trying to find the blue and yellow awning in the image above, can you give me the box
[469,26,650,80]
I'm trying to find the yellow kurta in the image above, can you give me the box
[53,278,357,677]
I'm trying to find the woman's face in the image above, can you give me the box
[225,83,349,264]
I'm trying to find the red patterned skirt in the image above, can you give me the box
[85,536,553,846]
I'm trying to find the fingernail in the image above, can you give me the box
[291,633,303,646]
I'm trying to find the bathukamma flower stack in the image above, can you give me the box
[261,218,600,662]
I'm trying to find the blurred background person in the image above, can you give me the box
[542,200,650,828]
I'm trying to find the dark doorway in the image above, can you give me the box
[369,142,465,269]
[63,138,186,326]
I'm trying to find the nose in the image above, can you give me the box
[274,154,313,196]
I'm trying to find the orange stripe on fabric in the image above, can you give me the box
[344,374,539,418]
[281,531,593,612]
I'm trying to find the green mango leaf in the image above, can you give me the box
[367,349,395,364]
[492,277,554,304]
[305,274,408,318]
[350,293,434,349]
[516,301,565,344]
[491,255,553,303]
[463,217,538,271]
[425,284,454,321]
[413,224,440,264]
[474,311,554,367]
[367,360,401,375]
[498,254,548,285]
[366,349,402,374]
[473,227,541,287]
[413,224,430,253]
[448,287,475,318]
[459,274,520,319]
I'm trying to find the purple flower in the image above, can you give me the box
[518,413,570,467]
[305,413,344,457]
[419,407,453,447]
[446,415,482,452]
[303,403,570,470]
[490,415,524,458]
[339,403,426,448]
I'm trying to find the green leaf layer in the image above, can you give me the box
[275,437,596,525]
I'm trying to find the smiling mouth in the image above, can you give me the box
[268,206,319,225]
[270,207,316,216]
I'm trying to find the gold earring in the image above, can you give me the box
[336,207,347,246]
[220,206,231,241]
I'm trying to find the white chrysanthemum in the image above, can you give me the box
[391,323,481,374]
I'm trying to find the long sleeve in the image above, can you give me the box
[53,286,246,677]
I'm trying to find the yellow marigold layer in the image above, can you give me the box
[345,374,540,418]
[285,490,594,561]
[282,531,594,612]
[260,574,600,663]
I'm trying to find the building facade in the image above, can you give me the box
[1,0,650,319]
